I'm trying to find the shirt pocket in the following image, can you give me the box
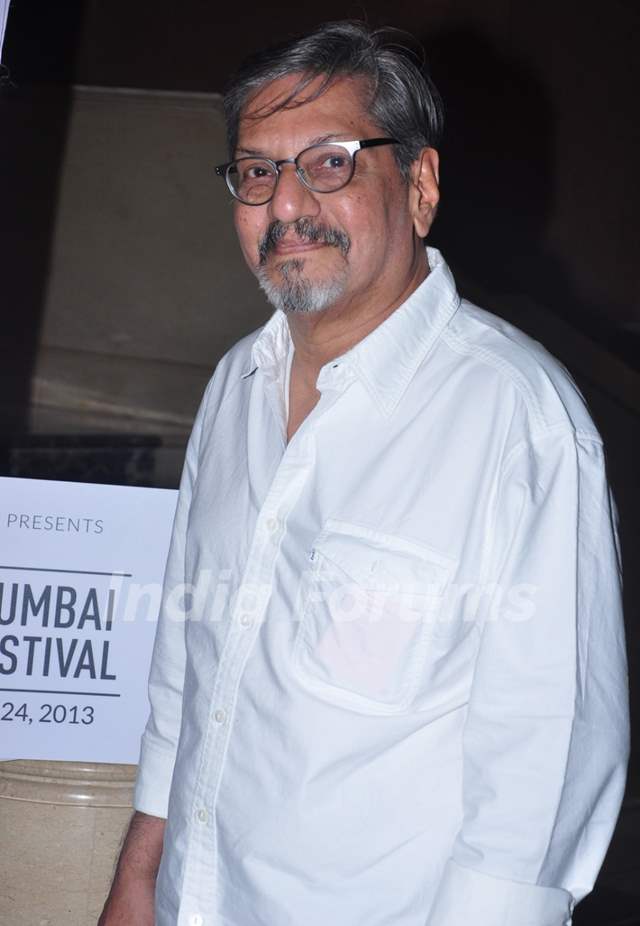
[292,518,458,715]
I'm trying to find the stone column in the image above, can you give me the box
[0,760,136,926]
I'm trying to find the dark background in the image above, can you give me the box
[3,1,639,363]
[1,2,638,923]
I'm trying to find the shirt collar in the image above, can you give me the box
[241,246,460,418]
[241,304,290,385]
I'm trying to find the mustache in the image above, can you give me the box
[258,218,351,265]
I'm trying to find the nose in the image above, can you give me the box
[268,163,321,224]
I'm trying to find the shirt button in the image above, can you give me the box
[214,708,227,724]
[266,517,279,532]
[196,808,207,823]
[239,613,253,628]
[190,916,203,926]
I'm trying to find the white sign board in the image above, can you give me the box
[0,477,177,763]
[0,1,10,63]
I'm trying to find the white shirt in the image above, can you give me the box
[134,247,630,926]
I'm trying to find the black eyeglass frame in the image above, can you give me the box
[215,137,399,205]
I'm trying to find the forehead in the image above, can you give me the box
[236,74,379,153]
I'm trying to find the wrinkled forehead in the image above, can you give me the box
[236,73,376,150]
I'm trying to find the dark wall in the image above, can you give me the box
[5,0,639,362]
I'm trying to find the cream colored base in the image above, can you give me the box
[0,761,136,926]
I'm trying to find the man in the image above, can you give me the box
[100,20,630,926]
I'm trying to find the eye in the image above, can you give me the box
[241,163,275,181]
[301,147,353,187]
[323,154,348,170]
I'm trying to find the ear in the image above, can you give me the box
[408,147,440,239]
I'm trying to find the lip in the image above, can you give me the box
[273,240,326,255]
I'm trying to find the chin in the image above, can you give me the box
[257,264,347,314]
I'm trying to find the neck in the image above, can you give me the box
[286,246,430,385]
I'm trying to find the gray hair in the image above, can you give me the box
[222,20,444,181]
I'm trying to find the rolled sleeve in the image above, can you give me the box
[428,859,575,925]
[133,379,211,818]
[427,429,630,926]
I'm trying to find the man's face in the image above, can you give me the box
[232,74,425,315]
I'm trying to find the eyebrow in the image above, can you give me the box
[235,133,352,158]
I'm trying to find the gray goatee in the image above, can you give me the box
[256,218,351,314]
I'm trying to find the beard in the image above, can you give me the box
[257,258,348,314]
[256,218,351,314]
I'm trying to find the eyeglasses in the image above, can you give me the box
[215,137,399,206]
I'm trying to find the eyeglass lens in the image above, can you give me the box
[228,144,355,204]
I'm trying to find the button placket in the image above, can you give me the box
[182,437,316,921]
[241,591,258,610]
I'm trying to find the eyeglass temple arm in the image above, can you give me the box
[358,138,399,150]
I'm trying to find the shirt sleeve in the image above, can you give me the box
[426,428,630,926]
[133,379,211,818]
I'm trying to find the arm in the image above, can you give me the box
[98,812,165,926]
[427,429,630,926]
[133,381,210,817]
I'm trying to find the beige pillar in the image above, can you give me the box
[0,760,136,926]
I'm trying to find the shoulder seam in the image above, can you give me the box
[500,425,603,476]
[441,323,548,433]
